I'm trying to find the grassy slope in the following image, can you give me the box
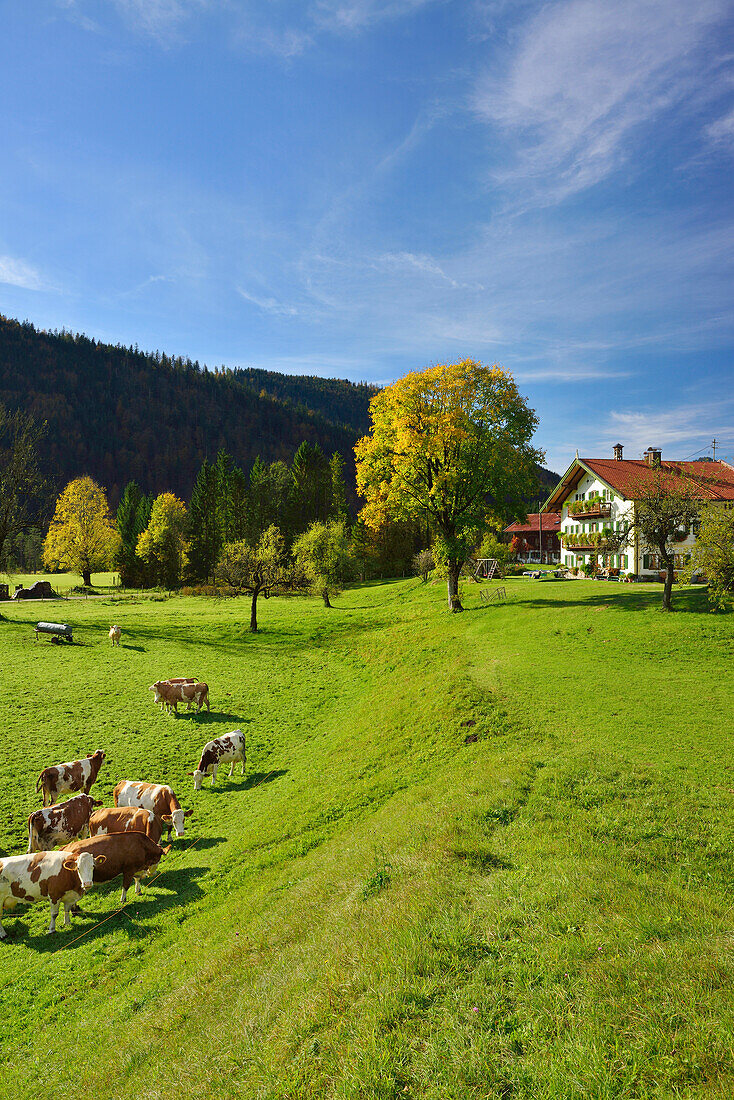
[0,579,733,1098]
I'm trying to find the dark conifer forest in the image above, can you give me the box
[0,315,374,506]
[0,314,558,512]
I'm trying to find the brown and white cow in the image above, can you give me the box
[113,781,192,840]
[0,849,99,938]
[63,832,169,904]
[150,680,208,715]
[36,750,107,806]
[109,625,122,646]
[89,806,165,846]
[190,730,246,789]
[27,793,103,852]
[150,677,198,712]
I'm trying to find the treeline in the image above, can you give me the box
[0,315,374,508]
[37,449,430,590]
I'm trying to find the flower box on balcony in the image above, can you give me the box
[566,498,612,520]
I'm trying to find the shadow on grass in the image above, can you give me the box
[122,644,146,652]
[18,864,207,952]
[187,836,227,850]
[487,584,712,614]
[244,769,288,790]
[173,711,242,724]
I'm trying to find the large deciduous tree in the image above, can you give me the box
[0,405,49,570]
[631,469,700,612]
[136,493,189,588]
[217,525,294,632]
[355,360,543,611]
[43,476,120,585]
[292,520,354,607]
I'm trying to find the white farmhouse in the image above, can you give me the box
[542,444,734,577]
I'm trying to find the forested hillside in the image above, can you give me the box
[0,315,558,511]
[0,316,365,506]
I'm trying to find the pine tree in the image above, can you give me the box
[187,460,221,582]
[329,451,348,523]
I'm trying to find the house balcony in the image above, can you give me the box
[565,501,612,520]
[561,533,614,553]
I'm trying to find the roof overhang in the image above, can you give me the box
[541,458,627,512]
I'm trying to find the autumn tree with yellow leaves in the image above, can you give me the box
[136,493,189,589]
[355,360,543,611]
[43,476,120,586]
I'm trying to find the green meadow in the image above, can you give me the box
[0,577,733,1099]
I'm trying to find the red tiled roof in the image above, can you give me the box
[544,458,734,509]
[582,458,734,501]
[505,512,561,534]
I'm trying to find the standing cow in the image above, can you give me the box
[89,806,165,845]
[113,781,192,840]
[150,680,209,715]
[63,832,169,904]
[109,625,122,646]
[36,750,107,806]
[0,849,99,937]
[190,730,246,789]
[27,793,103,852]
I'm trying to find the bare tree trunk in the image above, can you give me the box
[82,568,92,587]
[447,560,463,612]
[250,589,259,632]
[322,588,331,608]
[662,557,674,611]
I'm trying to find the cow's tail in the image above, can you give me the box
[27,815,37,854]
[35,770,44,794]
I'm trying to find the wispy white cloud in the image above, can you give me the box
[237,287,301,318]
[473,0,730,204]
[0,255,45,291]
[602,399,734,458]
[706,105,734,149]
[311,0,441,33]
[112,0,216,43]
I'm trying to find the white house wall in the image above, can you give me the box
[559,467,699,577]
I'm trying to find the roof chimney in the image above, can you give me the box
[643,447,661,468]
[613,443,623,461]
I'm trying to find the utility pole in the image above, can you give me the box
[712,438,718,460]
[538,500,542,564]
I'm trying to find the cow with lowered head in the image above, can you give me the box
[113,781,192,840]
[36,750,107,806]
[27,793,103,852]
[190,730,246,789]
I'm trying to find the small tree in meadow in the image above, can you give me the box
[413,547,434,583]
[292,520,354,607]
[218,525,295,632]
[43,476,120,586]
[631,469,700,612]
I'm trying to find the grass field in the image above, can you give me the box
[0,577,733,1099]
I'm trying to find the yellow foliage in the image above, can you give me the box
[355,359,543,541]
[43,476,120,579]
[136,493,189,587]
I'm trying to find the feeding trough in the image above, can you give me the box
[35,621,74,644]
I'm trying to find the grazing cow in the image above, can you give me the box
[150,680,209,715]
[190,730,246,789]
[27,793,103,852]
[36,750,107,807]
[109,625,122,646]
[63,832,169,904]
[0,849,98,938]
[89,806,165,846]
[113,781,192,840]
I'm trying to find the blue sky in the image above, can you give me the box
[1,0,733,474]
